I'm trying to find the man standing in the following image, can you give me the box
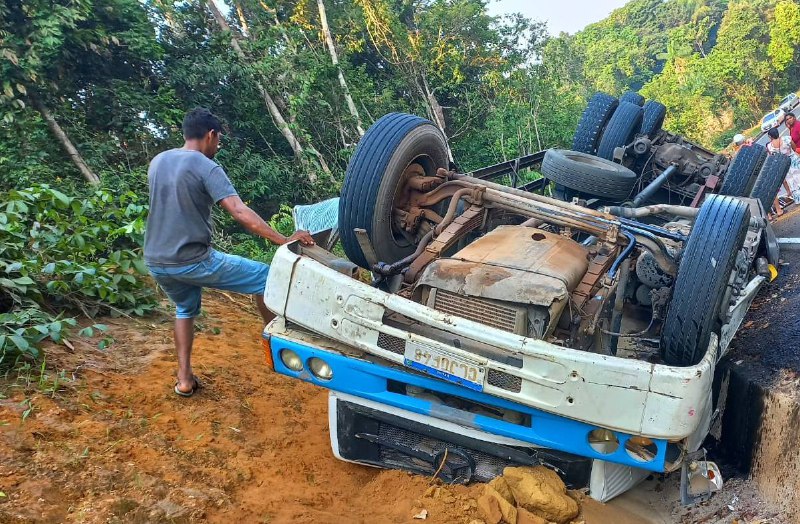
[144,108,314,397]
[785,112,800,154]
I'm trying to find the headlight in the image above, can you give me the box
[280,349,304,371]
[588,428,619,454]
[625,436,658,462]
[308,357,333,380]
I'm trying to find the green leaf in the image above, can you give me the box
[13,276,34,285]
[132,259,147,275]
[49,189,70,205]
[9,335,29,351]
[0,491,6,497]
[42,262,56,274]
[79,327,94,337]
[93,324,108,332]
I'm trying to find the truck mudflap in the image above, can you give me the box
[264,245,721,441]
[329,391,651,503]
[267,332,688,474]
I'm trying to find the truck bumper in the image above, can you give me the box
[268,331,679,473]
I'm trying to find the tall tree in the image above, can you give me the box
[204,0,329,182]
[317,0,365,136]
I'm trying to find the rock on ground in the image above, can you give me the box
[503,466,580,524]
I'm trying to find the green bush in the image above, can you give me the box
[0,185,155,366]
[216,204,296,263]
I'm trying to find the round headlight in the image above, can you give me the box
[308,357,333,380]
[588,428,619,454]
[280,349,304,371]
[625,436,658,462]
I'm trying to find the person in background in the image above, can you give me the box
[144,108,315,397]
[732,133,753,153]
[765,126,798,218]
[785,112,800,154]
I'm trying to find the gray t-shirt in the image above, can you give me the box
[144,149,237,266]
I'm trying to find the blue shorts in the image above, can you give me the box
[147,249,270,319]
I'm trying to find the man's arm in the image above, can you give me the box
[219,195,314,245]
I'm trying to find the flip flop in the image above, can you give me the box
[174,376,202,397]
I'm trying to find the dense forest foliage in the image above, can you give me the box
[1,0,800,363]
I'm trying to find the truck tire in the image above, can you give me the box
[620,91,645,106]
[572,92,618,155]
[541,149,638,201]
[718,143,767,197]
[661,195,750,366]
[641,100,666,137]
[339,113,449,269]
[596,102,643,161]
[749,153,791,212]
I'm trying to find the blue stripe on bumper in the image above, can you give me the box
[269,334,668,472]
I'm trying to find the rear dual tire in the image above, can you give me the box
[718,143,768,197]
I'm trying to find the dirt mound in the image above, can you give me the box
[0,293,645,523]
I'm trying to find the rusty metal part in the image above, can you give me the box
[373,229,435,276]
[569,251,618,338]
[448,172,615,222]
[409,180,468,208]
[407,174,446,192]
[690,174,719,208]
[434,187,480,235]
[521,217,544,228]
[298,244,358,277]
[605,204,700,220]
[417,226,589,306]
[405,205,485,282]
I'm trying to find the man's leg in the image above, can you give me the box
[175,317,196,393]
[148,267,203,395]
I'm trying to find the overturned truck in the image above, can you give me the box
[261,94,783,503]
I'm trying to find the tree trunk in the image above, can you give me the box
[30,95,100,185]
[418,71,453,162]
[317,0,365,137]
[206,0,324,183]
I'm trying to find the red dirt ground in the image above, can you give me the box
[0,293,645,523]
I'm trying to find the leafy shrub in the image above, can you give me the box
[215,204,296,263]
[0,185,155,366]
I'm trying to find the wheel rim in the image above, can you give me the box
[390,156,438,249]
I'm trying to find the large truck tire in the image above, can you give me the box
[749,153,791,212]
[641,100,666,138]
[718,143,767,197]
[596,102,644,161]
[661,195,750,366]
[339,113,449,269]
[541,149,638,201]
[620,91,645,106]
[572,92,618,155]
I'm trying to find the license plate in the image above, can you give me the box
[403,341,485,392]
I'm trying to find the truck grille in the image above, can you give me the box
[432,289,520,334]
[377,423,512,482]
[377,332,406,355]
[487,369,522,393]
